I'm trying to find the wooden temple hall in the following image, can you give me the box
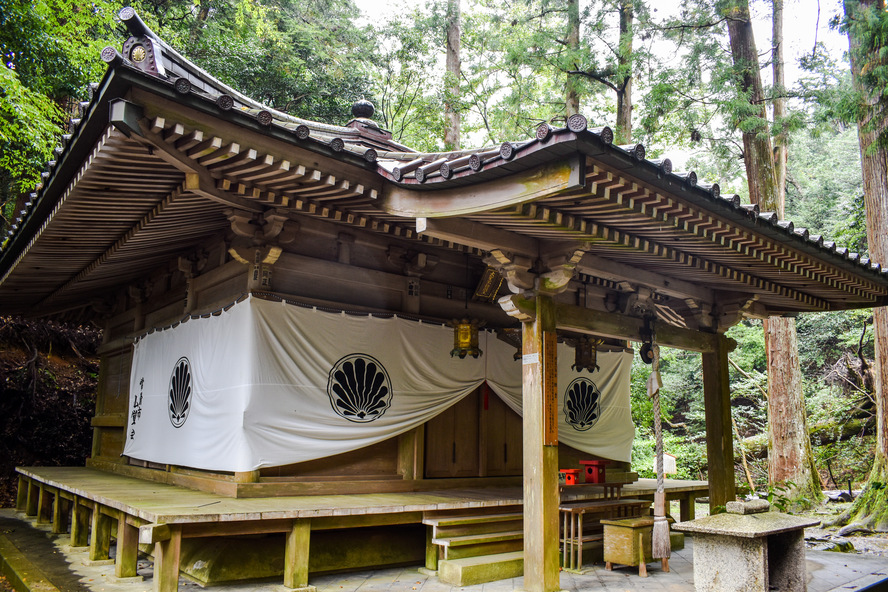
[3,7,888,592]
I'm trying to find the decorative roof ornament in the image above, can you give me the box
[352,99,375,120]
[118,7,166,77]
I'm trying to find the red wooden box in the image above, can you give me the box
[559,469,581,485]
[580,460,610,483]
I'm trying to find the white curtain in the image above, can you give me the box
[124,296,634,472]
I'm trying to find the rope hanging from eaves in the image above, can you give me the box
[646,336,672,560]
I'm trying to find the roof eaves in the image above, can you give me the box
[0,65,130,284]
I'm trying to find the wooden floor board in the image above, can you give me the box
[17,467,708,525]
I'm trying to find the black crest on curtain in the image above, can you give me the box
[563,377,601,431]
[168,356,192,428]
[327,354,393,423]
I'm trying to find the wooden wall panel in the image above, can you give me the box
[424,389,481,478]
[483,391,523,476]
[260,438,400,479]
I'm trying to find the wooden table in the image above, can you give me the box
[559,498,651,571]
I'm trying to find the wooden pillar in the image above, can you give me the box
[89,507,112,561]
[153,525,181,592]
[398,426,424,480]
[16,476,27,511]
[679,494,696,522]
[71,498,90,547]
[116,517,140,578]
[424,526,438,571]
[521,295,560,592]
[26,480,38,517]
[284,518,311,589]
[702,335,737,511]
[37,485,52,524]
[52,493,68,534]
[233,470,260,484]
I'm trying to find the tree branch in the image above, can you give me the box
[565,67,618,92]
[729,356,768,399]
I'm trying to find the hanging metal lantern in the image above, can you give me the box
[448,318,484,358]
[639,316,656,364]
[571,336,604,373]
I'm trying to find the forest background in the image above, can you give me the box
[1,0,887,523]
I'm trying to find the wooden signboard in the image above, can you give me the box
[544,331,558,446]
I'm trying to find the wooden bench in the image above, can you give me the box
[559,498,651,571]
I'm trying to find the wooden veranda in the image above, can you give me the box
[15,467,708,591]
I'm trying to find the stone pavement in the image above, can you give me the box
[1,509,886,592]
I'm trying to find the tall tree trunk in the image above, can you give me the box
[565,0,580,117]
[723,0,778,209]
[723,0,822,506]
[765,317,822,506]
[772,0,786,206]
[844,0,888,531]
[444,0,461,150]
[614,0,634,144]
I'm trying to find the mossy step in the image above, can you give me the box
[438,551,524,586]
[423,512,523,527]
[432,530,523,547]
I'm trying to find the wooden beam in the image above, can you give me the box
[419,217,539,256]
[182,519,291,539]
[513,201,829,311]
[140,523,172,545]
[521,295,561,592]
[503,295,733,353]
[575,251,715,305]
[702,336,737,512]
[110,103,264,213]
[383,155,585,218]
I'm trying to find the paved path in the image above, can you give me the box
[1,509,886,592]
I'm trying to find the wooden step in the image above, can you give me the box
[438,551,524,586]
[433,529,523,548]
[423,512,523,527]
[435,537,523,560]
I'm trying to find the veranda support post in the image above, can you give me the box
[702,335,737,511]
[521,294,560,592]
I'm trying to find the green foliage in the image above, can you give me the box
[0,0,123,232]
[785,126,867,254]
[630,348,707,481]
[134,0,372,123]
[815,434,875,489]
[366,7,450,150]
[767,480,801,512]
[631,431,707,481]
[0,67,63,203]
[831,0,888,151]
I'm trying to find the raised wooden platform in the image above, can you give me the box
[15,467,709,592]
